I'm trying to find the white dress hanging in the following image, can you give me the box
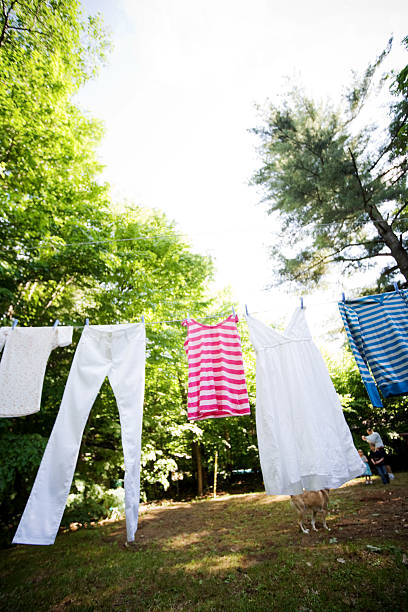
[246,308,364,495]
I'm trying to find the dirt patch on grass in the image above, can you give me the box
[331,486,408,541]
[3,477,408,612]
[99,476,408,557]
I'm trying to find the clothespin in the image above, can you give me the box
[245,304,249,316]
[141,315,145,324]
[300,297,304,310]
[187,313,191,322]
[85,318,89,326]
[231,306,236,317]
[53,319,60,329]
[342,292,346,302]
[393,281,399,292]
[12,318,18,329]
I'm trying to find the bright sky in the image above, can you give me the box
[77,0,408,347]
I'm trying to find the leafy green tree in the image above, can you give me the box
[0,0,116,539]
[389,35,408,158]
[0,0,223,537]
[0,0,111,323]
[251,37,408,289]
[0,426,47,543]
[0,1,261,542]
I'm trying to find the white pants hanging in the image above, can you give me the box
[13,324,146,545]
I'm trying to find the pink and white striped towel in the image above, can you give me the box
[181,314,251,421]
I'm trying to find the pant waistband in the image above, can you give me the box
[82,323,145,341]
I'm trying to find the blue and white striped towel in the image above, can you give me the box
[338,289,408,407]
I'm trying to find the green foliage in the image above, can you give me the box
[0,0,255,534]
[0,0,113,323]
[0,428,47,497]
[0,0,115,536]
[0,427,47,540]
[0,0,218,538]
[389,35,408,157]
[63,483,125,526]
[251,37,408,290]
[326,347,408,464]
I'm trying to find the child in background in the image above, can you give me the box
[362,427,395,480]
[358,449,373,485]
[369,444,390,484]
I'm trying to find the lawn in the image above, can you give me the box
[1,474,408,611]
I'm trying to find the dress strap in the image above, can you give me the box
[285,307,311,339]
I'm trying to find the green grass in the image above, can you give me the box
[1,474,408,611]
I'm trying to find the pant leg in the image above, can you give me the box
[376,464,389,484]
[108,325,145,542]
[13,331,110,545]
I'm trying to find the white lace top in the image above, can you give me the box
[0,326,73,417]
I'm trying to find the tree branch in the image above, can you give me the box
[274,122,328,164]
[368,112,408,173]
[287,248,391,282]
[7,24,45,35]
[372,160,408,184]
[344,149,408,282]
[390,168,408,186]
[349,148,387,229]
[338,252,390,262]
[391,202,408,226]
[0,0,17,47]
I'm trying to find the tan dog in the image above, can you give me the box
[290,489,330,534]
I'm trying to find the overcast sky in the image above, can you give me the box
[77,0,408,345]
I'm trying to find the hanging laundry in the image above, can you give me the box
[245,309,364,496]
[181,314,250,421]
[0,326,73,418]
[338,289,408,407]
[13,323,146,545]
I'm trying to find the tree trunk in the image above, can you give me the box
[371,216,408,282]
[213,450,218,499]
[349,149,408,283]
[224,428,232,480]
[192,441,203,496]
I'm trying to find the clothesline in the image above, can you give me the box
[10,215,408,251]
[71,310,232,328]
[6,276,402,330]
[4,298,345,330]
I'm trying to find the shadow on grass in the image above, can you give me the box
[1,475,407,611]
